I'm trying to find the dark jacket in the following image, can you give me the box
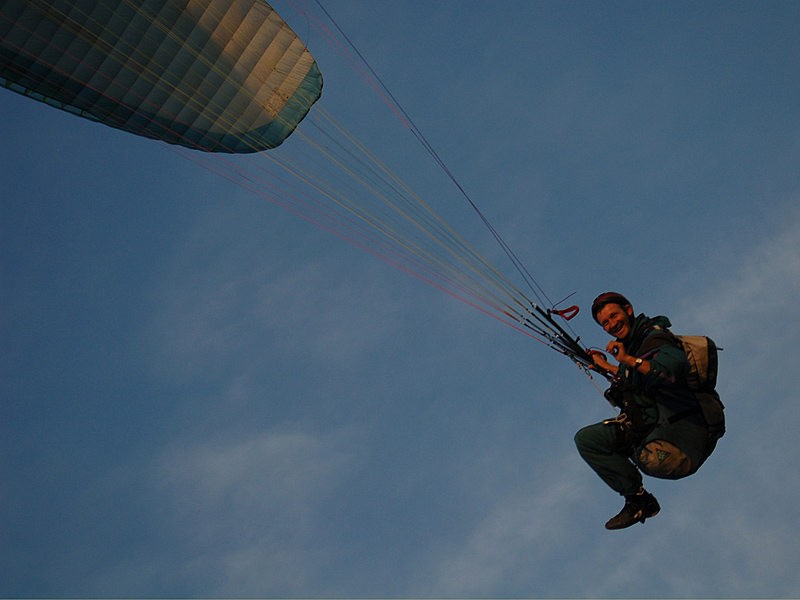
[608,313,714,478]
[609,313,702,434]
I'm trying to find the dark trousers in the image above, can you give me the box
[574,420,643,496]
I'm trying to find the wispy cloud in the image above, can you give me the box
[153,426,360,597]
[411,455,592,598]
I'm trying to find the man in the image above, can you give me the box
[575,292,715,530]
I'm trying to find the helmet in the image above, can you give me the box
[591,292,632,323]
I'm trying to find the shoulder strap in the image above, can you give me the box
[631,323,679,356]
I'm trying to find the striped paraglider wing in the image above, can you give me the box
[0,0,322,152]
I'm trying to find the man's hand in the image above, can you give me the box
[606,341,628,363]
[588,349,614,373]
[604,341,650,374]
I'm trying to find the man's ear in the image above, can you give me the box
[624,304,634,317]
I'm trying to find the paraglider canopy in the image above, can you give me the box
[0,0,323,153]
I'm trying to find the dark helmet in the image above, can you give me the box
[591,292,632,323]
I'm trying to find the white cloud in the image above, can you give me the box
[154,426,359,596]
[679,205,800,330]
[406,455,592,597]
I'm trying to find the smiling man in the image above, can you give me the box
[574,293,720,530]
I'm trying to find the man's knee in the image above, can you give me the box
[575,422,603,454]
[575,421,622,456]
[574,425,591,451]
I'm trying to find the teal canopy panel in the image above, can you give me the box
[0,0,323,152]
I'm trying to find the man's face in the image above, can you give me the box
[596,303,634,339]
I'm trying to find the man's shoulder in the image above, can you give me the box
[640,320,681,354]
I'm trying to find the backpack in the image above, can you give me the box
[673,334,726,444]
[675,334,719,392]
[636,331,726,477]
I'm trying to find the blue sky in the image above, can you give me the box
[3,1,800,597]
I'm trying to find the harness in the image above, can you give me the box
[605,320,700,440]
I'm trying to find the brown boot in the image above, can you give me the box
[605,490,660,530]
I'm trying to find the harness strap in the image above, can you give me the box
[667,406,703,425]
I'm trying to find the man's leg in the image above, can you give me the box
[574,421,660,529]
[574,420,642,496]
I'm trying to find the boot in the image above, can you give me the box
[605,490,660,530]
